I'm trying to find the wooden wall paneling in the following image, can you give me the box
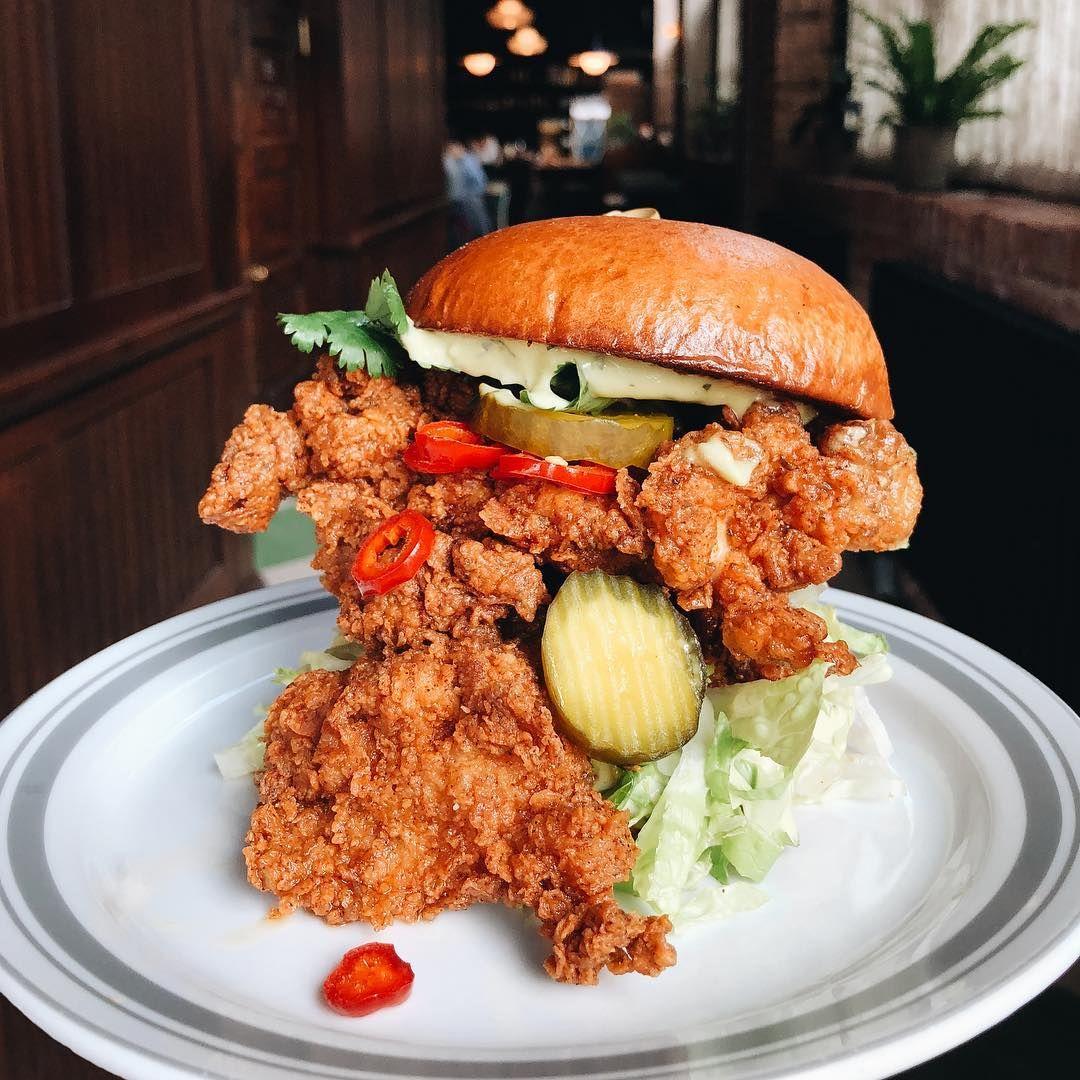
[55,0,210,302]
[236,0,307,405]
[0,311,249,717]
[193,0,245,293]
[304,0,447,314]
[382,0,422,208]
[0,0,237,398]
[296,0,339,241]
[333,0,389,229]
[0,0,71,328]
[417,0,447,202]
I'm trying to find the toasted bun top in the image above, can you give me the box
[406,217,893,419]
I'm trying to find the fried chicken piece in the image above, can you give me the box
[199,361,422,534]
[337,531,548,651]
[291,359,425,500]
[639,402,920,677]
[246,637,675,984]
[297,481,397,598]
[198,405,308,533]
[420,369,480,421]
[782,418,922,552]
[708,559,857,681]
[406,473,497,537]
[480,472,649,573]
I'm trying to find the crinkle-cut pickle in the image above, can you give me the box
[542,571,705,765]
[473,392,673,469]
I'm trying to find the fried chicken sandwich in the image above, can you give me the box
[200,215,921,986]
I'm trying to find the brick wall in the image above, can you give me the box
[773,0,837,164]
[777,172,1080,331]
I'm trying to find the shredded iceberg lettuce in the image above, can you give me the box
[214,636,363,779]
[214,717,269,780]
[607,596,904,926]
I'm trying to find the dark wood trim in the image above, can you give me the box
[736,0,778,229]
[0,285,251,428]
[311,196,449,256]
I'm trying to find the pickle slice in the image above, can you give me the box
[542,571,705,765]
[474,388,673,469]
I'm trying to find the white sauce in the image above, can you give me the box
[690,434,763,487]
[401,320,813,419]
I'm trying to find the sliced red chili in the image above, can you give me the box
[351,510,435,599]
[403,420,505,474]
[323,942,414,1017]
[490,452,617,495]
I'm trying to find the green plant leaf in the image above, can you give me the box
[904,19,937,93]
[959,107,1005,121]
[278,311,360,354]
[277,271,409,379]
[277,309,401,377]
[325,317,401,377]
[364,271,408,337]
[955,21,1031,73]
[859,11,1030,127]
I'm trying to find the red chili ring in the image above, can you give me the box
[351,510,435,599]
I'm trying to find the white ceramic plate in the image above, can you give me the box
[1,581,1078,1080]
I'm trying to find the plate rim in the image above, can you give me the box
[1,581,1079,1080]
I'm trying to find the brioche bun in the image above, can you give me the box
[406,217,893,419]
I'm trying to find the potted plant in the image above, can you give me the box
[860,12,1030,191]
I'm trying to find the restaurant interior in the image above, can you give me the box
[0,1,1077,1075]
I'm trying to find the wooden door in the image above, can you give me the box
[236,0,308,407]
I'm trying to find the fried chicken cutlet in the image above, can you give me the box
[248,636,674,984]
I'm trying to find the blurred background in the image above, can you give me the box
[0,1,1078,1075]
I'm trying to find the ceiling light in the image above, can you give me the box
[570,50,618,77]
[462,52,497,77]
[507,25,547,57]
[486,1,533,31]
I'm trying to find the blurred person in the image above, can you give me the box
[470,132,502,167]
[444,133,492,248]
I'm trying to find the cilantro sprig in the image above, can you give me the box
[277,272,408,377]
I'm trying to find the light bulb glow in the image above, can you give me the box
[462,52,497,77]
[486,1,533,31]
[507,25,547,57]
[571,50,618,77]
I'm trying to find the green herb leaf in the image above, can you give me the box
[364,271,409,337]
[326,317,402,377]
[277,271,408,379]
[277,311,360,354]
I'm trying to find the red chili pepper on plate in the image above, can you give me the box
[323,942,414,1017]
[403,420,505,474]
[351,510,435,599]
[490,452,617,495]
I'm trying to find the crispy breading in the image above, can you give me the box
[406,473,497,536]
[479,473,649,573]
[246,639,675,984]
[336,532,548,651]
[197,405,308,533]
[420,369,480,420]
[291,361,424,499]
[638,403,920,676]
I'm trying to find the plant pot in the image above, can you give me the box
[893,125,957,192]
